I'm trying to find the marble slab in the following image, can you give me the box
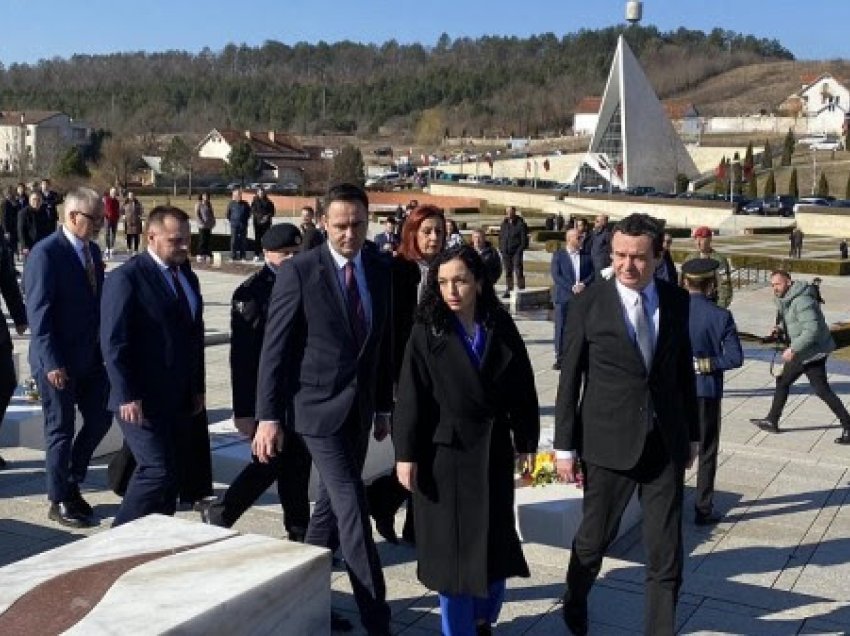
[515,483,641,548]
[0,515,331,635]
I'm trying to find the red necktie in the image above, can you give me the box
[344,261,366,348]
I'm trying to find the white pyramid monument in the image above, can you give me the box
[577,35,698,192]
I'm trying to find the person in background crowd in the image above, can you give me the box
[197,224,310,540]
[40,178,59,231]
[654,232,677,283]
[550,227,594,371]
[840,238,848,259]
[750,270,850,442]
[2,187,20,259]
[101,206,206,525]
[393,244,540,636]
[498,206,529,299]
[682,258,743,526]
[789,227,804,259]
[226,187,250,261]
[18,191,54,260]
[470,228,502,287]
[446,218,463,248]
[588,214,612,275]
[24,187,112,528]
[13,183,28,214]
[0,228,26,469]
[102,187,120,259]
[574,218,591,254]
[681,226,733,308]
[250,186,275,262]
[367,204,447,546]
[300,205,325,251]
[555,213,698,636]
[373,216,400,255]
[545,215,555,231]
[195,192,216,264]
[122,192,144,255]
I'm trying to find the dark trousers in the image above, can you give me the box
[114,411,190,526]
[7,231,18,258]
[0,348,16,433]
[105,222,118,250]
[501,250,525,291]
[254,222,270,258]
[198,228,212,257]
[301,412,391,634]
[209,431,311,534]
[566,430,684,636]
[126,234,140,252]
[36,365,113,503]
[767,356,850,428]
[696,397,721,516]
[553,302,569,360]
[231,226,247,260]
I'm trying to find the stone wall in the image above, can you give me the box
[796,206,850,238]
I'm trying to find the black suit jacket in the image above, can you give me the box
[255,242,393,436]
[100,252,205,418]
[554,278,698,470]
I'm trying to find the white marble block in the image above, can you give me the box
[515,483,641,548]
[0,515,331,635]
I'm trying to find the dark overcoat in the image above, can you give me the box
[393,309,540,597]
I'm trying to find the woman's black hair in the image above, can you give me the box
[414,244,503,332]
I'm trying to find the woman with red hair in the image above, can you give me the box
[368,204,446,545]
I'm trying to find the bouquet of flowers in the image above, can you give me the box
[21,377,40,402]
[517,451,585,488]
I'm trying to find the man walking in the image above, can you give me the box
[24,187,113,528]
[101,206,206,525]
[682,258,743,526]
[555,213,698,635]
[250,186,275,261]
[226,187,250,261]
[498,205,529,298]
[751,270,850,442]
[550,227,593,370]
[254,183,393,635]
[588,214,612,275]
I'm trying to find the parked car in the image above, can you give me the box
[624,186,656,196]
[829,199,850,208]
[741,198,766,215]
[793,197,832,214]
[365,171,402,190]
[762,195,796,217]
[373,146,393,157]
[811,138,844,151]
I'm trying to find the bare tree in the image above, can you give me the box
[100,136,142,187]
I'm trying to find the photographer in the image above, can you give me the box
[751,270,850,443]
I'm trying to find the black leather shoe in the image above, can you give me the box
[48,502,90,528]
[0,454,6,470]
[330,611,353,632]
[375,517,399,544]
[195,497,226,526]
[694,510,723,526]
[834,429,850,445]
[751,418,780,434]
[476,624,493,635]
[287,527,307,543]
[68,488,94,517]
[562,597,588,636]
[552,361,561,371]
[501,292,511,299]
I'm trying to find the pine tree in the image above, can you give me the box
[764,170,776,197]
[846,172,850,199]
[225,141,259,186]
[761,140,773,169]
[732,152,743,196]
[817,172,830,198]
[330,144,365,187]
[788,167,799,198]
[747,173,758,198]
[782,129,795,166]
[54,146,90,178]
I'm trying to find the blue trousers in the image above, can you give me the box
[439,579,506,636]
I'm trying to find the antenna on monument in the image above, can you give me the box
[625,1,643,24]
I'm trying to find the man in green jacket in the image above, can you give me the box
[751,270,850,443]
[681,226,733,308]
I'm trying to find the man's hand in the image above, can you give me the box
[571,282,585,295]
[686,442,699,470]
[46,368,69,391]
[781,348,796,363]
[120,400,144,425]
[373,413,392,441]
[233,417,257,437]
[192,393,206,416]
[556,457,578,483]
[14,323,26,336]
[397,461,417,492]
[252,421,284,463]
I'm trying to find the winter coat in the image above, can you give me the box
[776,281,835,364]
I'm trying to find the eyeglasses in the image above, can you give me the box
[74,210,103,223]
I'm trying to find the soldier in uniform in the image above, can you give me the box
[681,226,733,308]
[683,258,743,526]
[197,223,311,540]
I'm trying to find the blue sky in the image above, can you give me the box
[1,1,845,64]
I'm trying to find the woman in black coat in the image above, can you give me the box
[394,244,540,635]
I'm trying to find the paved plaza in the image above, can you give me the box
[2,253,850,634]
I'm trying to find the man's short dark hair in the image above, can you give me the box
[148,205,190,229]
[301,205,314,215]
[771,269,791,279]
[325,183,368,211]
[613,213,665,255]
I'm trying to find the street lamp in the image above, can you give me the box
[811,148,817,195]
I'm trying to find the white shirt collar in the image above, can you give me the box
[147,247,172,271]
[327,242,363,271]
[61,225,85,252]
[615,278,657,305]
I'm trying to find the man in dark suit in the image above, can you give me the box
[100,206,206,526]
[683,258,743,526]
[300,205,326,251]
[24,187,113,528]
[197,223,311,540]
[550,227,594,370]
[554,213,699,636]
[0,230,27,469]
[254,183,393,636]
[18,191,55,259]
[373,217,399,255]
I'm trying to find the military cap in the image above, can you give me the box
[692,226,712,238]
[261,223,302,251]
[681,258,720,280]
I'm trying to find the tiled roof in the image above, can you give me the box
[0,110,65,125]
[215,129,309,159]
[574,97,602,114]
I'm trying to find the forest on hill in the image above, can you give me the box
[0,25,793,138]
